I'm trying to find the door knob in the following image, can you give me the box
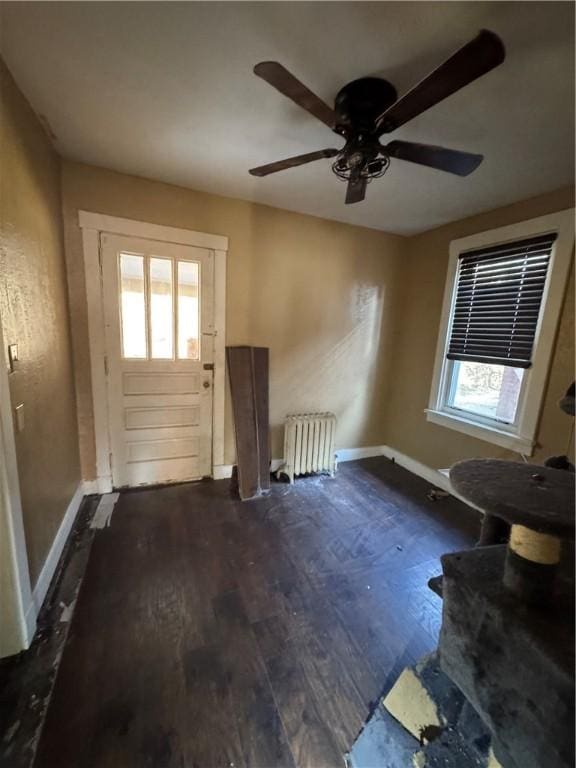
[203,381,210,389]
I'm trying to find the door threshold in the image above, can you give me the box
[114,476,209,493]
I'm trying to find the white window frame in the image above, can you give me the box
[427,209,574,455]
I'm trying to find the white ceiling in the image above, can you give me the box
[0,2,573,235]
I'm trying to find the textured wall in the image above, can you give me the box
[0,60,80,587]
[60,161,406,477]
[61,161,574,481]
[383,186,575,469]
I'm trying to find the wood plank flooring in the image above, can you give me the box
[33,457,480,768]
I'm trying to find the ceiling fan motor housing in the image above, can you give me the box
[334,77,398,133]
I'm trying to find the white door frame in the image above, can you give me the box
[79,212,228,493]
[0,312,36,654]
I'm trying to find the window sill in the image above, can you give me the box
[425,409,535,456]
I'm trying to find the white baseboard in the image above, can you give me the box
[335,446,385,463]
[32,482,84,616]
[213,464,233,480]
[214,449,384,481]
[23,599,37,645]
[98,475,113,494]
[82,479,99,495]
[380,445,450,491]
[214,446,479,511]
[381,445,483,512]
[83,476,113,494]
[98,476,113,494]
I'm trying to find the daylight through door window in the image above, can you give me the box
[119,252,200,360]
[119,253,146,358]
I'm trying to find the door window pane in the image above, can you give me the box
[177,261,200,359]
[120,253,146,358]
[448,361,524,423]
[150,257,173,359]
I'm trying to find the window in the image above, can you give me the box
[427,210,574,455]
[177,261,200,360]
[119,253,146,358]
[119,253,201,360]
[149,257,174,359]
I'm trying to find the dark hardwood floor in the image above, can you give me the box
[33,457,480,768]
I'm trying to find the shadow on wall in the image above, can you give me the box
[229,205,401,459]
[269,283,386,455]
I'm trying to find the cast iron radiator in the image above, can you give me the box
[277,412,337,484]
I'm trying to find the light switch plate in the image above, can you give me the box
[15,403,24,432]
[8,344,18,372]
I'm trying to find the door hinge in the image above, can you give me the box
[104,356,108,376]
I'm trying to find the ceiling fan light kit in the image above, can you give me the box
[249,30,505,204]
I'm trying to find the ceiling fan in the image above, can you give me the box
[249,30,505,204]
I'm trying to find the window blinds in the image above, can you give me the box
[447,233,556,368]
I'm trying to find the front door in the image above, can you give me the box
[101,233,214,488]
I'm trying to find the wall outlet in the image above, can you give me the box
[15,403,24,432]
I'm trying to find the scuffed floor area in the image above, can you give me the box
[12,458,480,768]
[0,496,99,767]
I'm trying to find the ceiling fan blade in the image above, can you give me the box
[345,176,367,204]
[249,148,339,177]
[385,140,483,176]
[376,30,505,133]
[254,62,336,129]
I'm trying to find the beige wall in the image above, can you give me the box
[0,61,81,586]
[61,161,406,477]
[61,160,574,481]
[384,187,575,469]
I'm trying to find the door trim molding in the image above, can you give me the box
[0,312,36,655]
[79,211,228,490]
[78,211,229,251]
